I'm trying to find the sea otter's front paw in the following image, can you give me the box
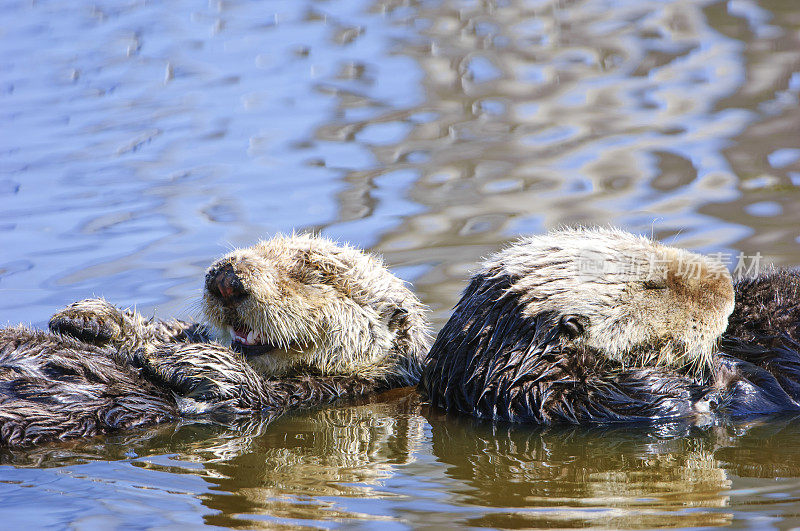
[135,343,267,409]
[49,298,127,346]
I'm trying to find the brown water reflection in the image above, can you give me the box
[427,410,734,528]
[200,389,424,528]
[9,391,800,528]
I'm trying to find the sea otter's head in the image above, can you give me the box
[420,227,734,423]
[482,228,734,374]
[201,234,429,386]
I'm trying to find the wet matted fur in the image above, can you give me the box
[0,326,385,447]
[3,234,430,447]
[420,271,711,423]
[421,228,800,424]
[0,327,178,447]
[712,270,800,416]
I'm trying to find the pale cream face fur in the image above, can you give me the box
[482,228,735,374]
[201,234,429,383]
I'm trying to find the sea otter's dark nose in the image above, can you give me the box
[206,263,248,306]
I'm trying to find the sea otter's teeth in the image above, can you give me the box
[228,325,255,345]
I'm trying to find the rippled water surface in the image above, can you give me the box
[2,0,800,528]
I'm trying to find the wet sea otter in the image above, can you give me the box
[420,228,800,423]
[1,234,429,447]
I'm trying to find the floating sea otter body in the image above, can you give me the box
[0,234,430,447]
[420,228,800,423]
[5,229,800,446]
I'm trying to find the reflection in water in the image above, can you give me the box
[2,390,424,528]
[8,393,800,528]
[426,409,733,528]
[199,389,424,528]
[424,411,800,528]
[3,0,800,527]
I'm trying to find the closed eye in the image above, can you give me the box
[643,280,667,290]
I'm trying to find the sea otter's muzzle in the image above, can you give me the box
[206,263,248,307]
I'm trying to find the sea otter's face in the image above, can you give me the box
[600,245,735,373]
[203,247,322,368]
[485,228,735,374]
[201,234,428,383]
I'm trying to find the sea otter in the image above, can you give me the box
[420,228,800,424]
[51,234,429,388]
[2,234,430,447]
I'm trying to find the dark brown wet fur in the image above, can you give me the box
[1,301,384,447]
[713,270,800,416]
[726,270,800,343]
[0,327,179,447]
[421,269,800,424]
[420,273,709,424]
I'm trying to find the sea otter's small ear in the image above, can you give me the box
[387,307,408,332]
[559,314,584,339]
